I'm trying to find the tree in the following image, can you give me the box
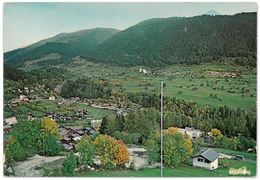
[163,128,193,167]
[115,140,130,166]
[211,128,222,137]
[145,131,160,164]
[38,132,62,156]
[62,152,77,176]
[94,135,119,168]
[76,136,95,166]
[42,117,59,138]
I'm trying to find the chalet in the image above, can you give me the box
[5,116,17,126]
[192,148,219,170]
[19,95,29,102]
[179,127,203,139]
[91,119,102,129]
[49,96,56,101]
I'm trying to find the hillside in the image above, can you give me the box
[4,28,119,67]
[87,12,256,67]
[4,13,256,68]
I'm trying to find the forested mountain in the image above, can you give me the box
[4,13,256,67]
[4,28,119,67]
[87,12,256,66]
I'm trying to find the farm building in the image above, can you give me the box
[192,148,219,170]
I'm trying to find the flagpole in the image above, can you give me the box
[160,81,163,177]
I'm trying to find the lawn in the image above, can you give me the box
[76,168,161,177]
[164,159,256,177]
[75,159,256,177]
[75,102,115,119]
[213,148,256,161]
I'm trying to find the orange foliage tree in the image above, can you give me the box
[115,140,130,166]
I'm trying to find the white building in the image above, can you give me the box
[179,127,203,139]
[192,148,219,170]
[91,119,103,129]
[49,96,56,101]
[5,116,17,126]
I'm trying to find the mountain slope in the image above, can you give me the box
[87,13,256,66]
[4,28,120,67]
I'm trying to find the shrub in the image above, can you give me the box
[76,136,95,166]
[38,132,62,156]
[62,152,77,176]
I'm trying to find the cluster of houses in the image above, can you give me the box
[44,109,92,122]
[207,71,241,78]
[59,125,97,150]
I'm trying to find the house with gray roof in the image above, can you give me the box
[192,148,219,170]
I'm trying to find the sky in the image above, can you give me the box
[3,2,257,52]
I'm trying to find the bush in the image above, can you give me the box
[4,136,29,165]
[62,152,77,176]
[38,132,62,156]
[76,136,95,166]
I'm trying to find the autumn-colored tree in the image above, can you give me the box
[94,135,119,168]
[42,117,59,138]
[167,127,179,135]
[211,128,222,137]
[115,140,130,166]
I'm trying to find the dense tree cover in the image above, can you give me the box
[4,28,119,68]
[145,127,193,167]
[127,92,256,139]
[4,118,62,165]
[211,129,256,151]
[60,78,112,99]
[5,13,255,68]
[88,13,256,67]
[4,65,67,91]
[100,108,160,144]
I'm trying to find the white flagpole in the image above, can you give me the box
[160,81,163,177]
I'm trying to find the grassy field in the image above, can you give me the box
[76,168,161,177]
[213,148,256,161]
[75,102,114,119]
[63,61,256,111]
[4,99,115,120]
[164,159,256,177]
[76,159,256,177]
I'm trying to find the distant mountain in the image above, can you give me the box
[5,12,256,68]
[4,28,120,67]
[205,10,220,16]
[87,12,256,67]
